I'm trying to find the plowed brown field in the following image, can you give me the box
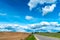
[0,32,30,40]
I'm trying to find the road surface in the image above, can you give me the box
[34,34,60,40]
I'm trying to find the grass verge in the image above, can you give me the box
[36,32,60,38]
[26,34,36,40]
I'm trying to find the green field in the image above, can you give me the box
[26,34,36,40]
[36,32,60,38]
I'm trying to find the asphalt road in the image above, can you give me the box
[34,34,60,40]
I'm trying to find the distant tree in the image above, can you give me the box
[31,32,34,34]
[57,32,60,33]
[46,32,50,33]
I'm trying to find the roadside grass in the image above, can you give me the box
[36,32,60,38]
[26,34,36,40]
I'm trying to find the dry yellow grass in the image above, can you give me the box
[0,32,30,40]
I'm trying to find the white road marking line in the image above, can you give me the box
[34,35,40,40]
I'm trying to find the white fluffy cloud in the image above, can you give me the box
[55,27,60,30]
[50,22,58,26]
[0,21,60,32]
[28,0,38,10]
[39,0,56,4]
[28,0,57,16]
[0,23,29,32]
[0,23,19,28]
[0,29,12,32]
[40,21,50,25]
[25,16,33,20]
[28,21,60,32]
[27,21,60,31]
[42,4,56,16]
[28,21,59,27]
[28,0,56,10]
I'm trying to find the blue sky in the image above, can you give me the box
[0,0,60,32]
[0,0,60,23]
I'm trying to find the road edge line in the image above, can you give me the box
[34,35,40,40]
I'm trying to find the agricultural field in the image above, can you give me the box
[0,32,30,40]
